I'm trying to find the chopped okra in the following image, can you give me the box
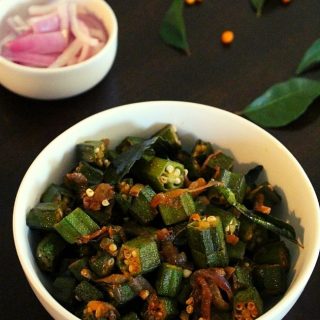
[187,216,229,268]
[54,207,100,244]
[76,140,107,167]
[129,185,158,224]
[27,202,63,230]
[26,124,299,320]
[155,263,183,297]
[137,156,185,192]
[158,191,195,225]
[118,237,160,275]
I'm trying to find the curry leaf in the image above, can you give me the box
[241,78,320,127]
[160,0,190,55]
[104,136,160,184]
[113,136,159,178]
[250,0,266,16]
[214,185,300,246]
[296,39,320,75]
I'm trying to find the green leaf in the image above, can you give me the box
[160,0,190,54]
[241,78,320,127]
[104,136,160,184]
[250,0,266,16]
[296,39,320,75]
[214,184,300,246]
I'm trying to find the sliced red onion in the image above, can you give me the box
[28,0,64,16]
[69,2,99,47]
[1,0,107,68]
[0,33,17,54]
[5,31,68,54]
[2,48,58,67]
[30,14,61,33]
[57,3,69,33]
[7,15,31,33]
[49,38,83,68]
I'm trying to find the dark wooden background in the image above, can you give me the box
[0,1,319,319]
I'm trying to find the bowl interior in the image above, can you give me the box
[13,101,320,320]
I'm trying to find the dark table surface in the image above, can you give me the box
[1,1,320,319]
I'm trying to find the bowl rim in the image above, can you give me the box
[12,100,320,319]
[0,0,118,73]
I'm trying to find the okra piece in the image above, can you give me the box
[121,312,140,320]
[128,274,155,296]
[52,276,77,304]
[89,251,115,277]
[144,295,179,320]
[252,264,286,296]
[54,207,100,244]
[231,265,253,291]
[184,157,202,180]
[239,217,271,252]
[40,183,74,210]
[227,240,246,261]
[75,161,104,185]
[187,216,229,268]
[26,202,63,230]
[74,280,104,302]
[123,221,157,239]
[130,185,158,224]
[153,124,182,151]
[159,192,195,225]
[177,279,191,305]
[248,182,281,208]
[116,136,144,153]
[83,301,120,320]
[115,178,134,215]
[233,287,263,319]
[216,169,247,203]
[106,282,136,304]
[155,263,183,297]
[191,139,213,164]
[137,157,185,192]
[211,206,240,238]
[253,241,290,271]
[118,236,160,276]
[205,151,233,171]
[107,225,127,246]
[99,237,119,257]
[76,140,106,167]
[35,233,66,272]
[68,257,88,281]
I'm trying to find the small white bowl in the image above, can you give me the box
[0,0,118,100]
[13,101,320,319]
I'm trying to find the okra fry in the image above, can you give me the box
[26,124,301,320]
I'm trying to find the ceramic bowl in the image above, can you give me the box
[0,0,118,100]
[13,101,320,319]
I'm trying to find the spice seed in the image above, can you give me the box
[166,164,174,173]
[102,199,110,206]
[109,243,117,252]
[85,188,95,197]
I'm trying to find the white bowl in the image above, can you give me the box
[13,101,320,319]
[0,0,118,100]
